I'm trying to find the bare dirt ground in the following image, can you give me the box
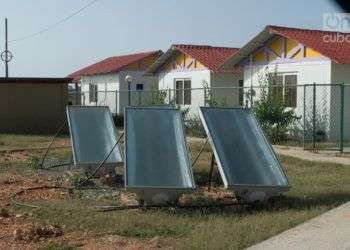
[0,171,162,250]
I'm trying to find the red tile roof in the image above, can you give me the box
[268,25,350,64]
[172,44,240,72]
[68,50,163,81]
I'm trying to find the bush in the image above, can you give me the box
[253,68,299,143]
[146,87,168,105]
[203,81,228,107]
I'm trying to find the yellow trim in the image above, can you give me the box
[270,38,282,57]
[160,51,207,72]
[305,47,322,58]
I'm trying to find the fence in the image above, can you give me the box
[69,83,350,152]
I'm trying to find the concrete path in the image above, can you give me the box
[187,137,350,165]
[247,202,350,250]
[274,145,350,165]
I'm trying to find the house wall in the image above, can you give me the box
[80,71,158,115]
[329,63,350,140]
[80,73,119,114]
[118,70,158,114]
[158,69,211,116]
[210,72,242,106]
[0,83,68,134]
[243,60,333,139]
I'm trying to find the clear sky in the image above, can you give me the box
[0,0,341,77]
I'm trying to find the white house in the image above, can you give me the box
[68,50,163,115]
[145,44,243,116]
[222,25,350,141]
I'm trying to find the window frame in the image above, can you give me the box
[268,73,297,108]
[89,83,98,103]
[136,83,144,91]
[174,78,191,105]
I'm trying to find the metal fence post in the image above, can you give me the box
[312,82,316,149]
[115,90,118,115]
[168,88,171,104]
[303,84,306,149]
[250,85,253,107]
[339,83,345,153]
[128,83,131,106]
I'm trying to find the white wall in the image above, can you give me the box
[243,60,335,139]
[80,73,119,113]
[210,73,242,106]
[80,71,158,115]
[330,63,350,140]
[158,69,211,116]
[118,71,158,114]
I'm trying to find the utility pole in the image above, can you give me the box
[5,18,8,77]
[1,18,13,77]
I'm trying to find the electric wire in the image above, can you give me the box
[10,0,100,43]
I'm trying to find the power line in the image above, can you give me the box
[10,0,100,43]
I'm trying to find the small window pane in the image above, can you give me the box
[239,80,244,106]
[284,75,297,107]
[184,80,191,105]
[89,84,98,103]
[175,80,184,105]
[269,74,283,100]
[136,83,144,90]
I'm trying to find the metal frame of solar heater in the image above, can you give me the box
[66,106,123,171]
[124,106,195,205]
[199,107,290,202]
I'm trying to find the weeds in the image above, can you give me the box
[27,155,41,170]
[38,243,78,250]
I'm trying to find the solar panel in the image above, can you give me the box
[125,107,195,204]
[66,106,122,168]
[199,107,290,202]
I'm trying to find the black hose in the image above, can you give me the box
[95,201,250,212]
[11,185,72,209]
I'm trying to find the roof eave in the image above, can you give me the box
[220,26,274,69]
[144,47,176,75]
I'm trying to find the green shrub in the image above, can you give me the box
[146,87,168,105]
[253,67,299,142]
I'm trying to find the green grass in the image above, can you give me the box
[38,243,78,250]
[14,153,350,250]
[3,134,349,249]
[0,134,69,151]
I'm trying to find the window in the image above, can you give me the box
[89,84,98,103]
[284,75,297,107]
[268,73,297,108]
[175,79,191,105]
[238,80,244,106]
[136,83,144,90]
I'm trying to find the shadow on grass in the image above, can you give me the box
[262,193,350,211]
[187,193,350,214]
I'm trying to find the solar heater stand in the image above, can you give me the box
[207,153,217,191]
[40,119,73,170]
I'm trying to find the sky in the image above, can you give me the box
[0,0,342,77]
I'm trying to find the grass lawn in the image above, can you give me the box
[1,134,349,249]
